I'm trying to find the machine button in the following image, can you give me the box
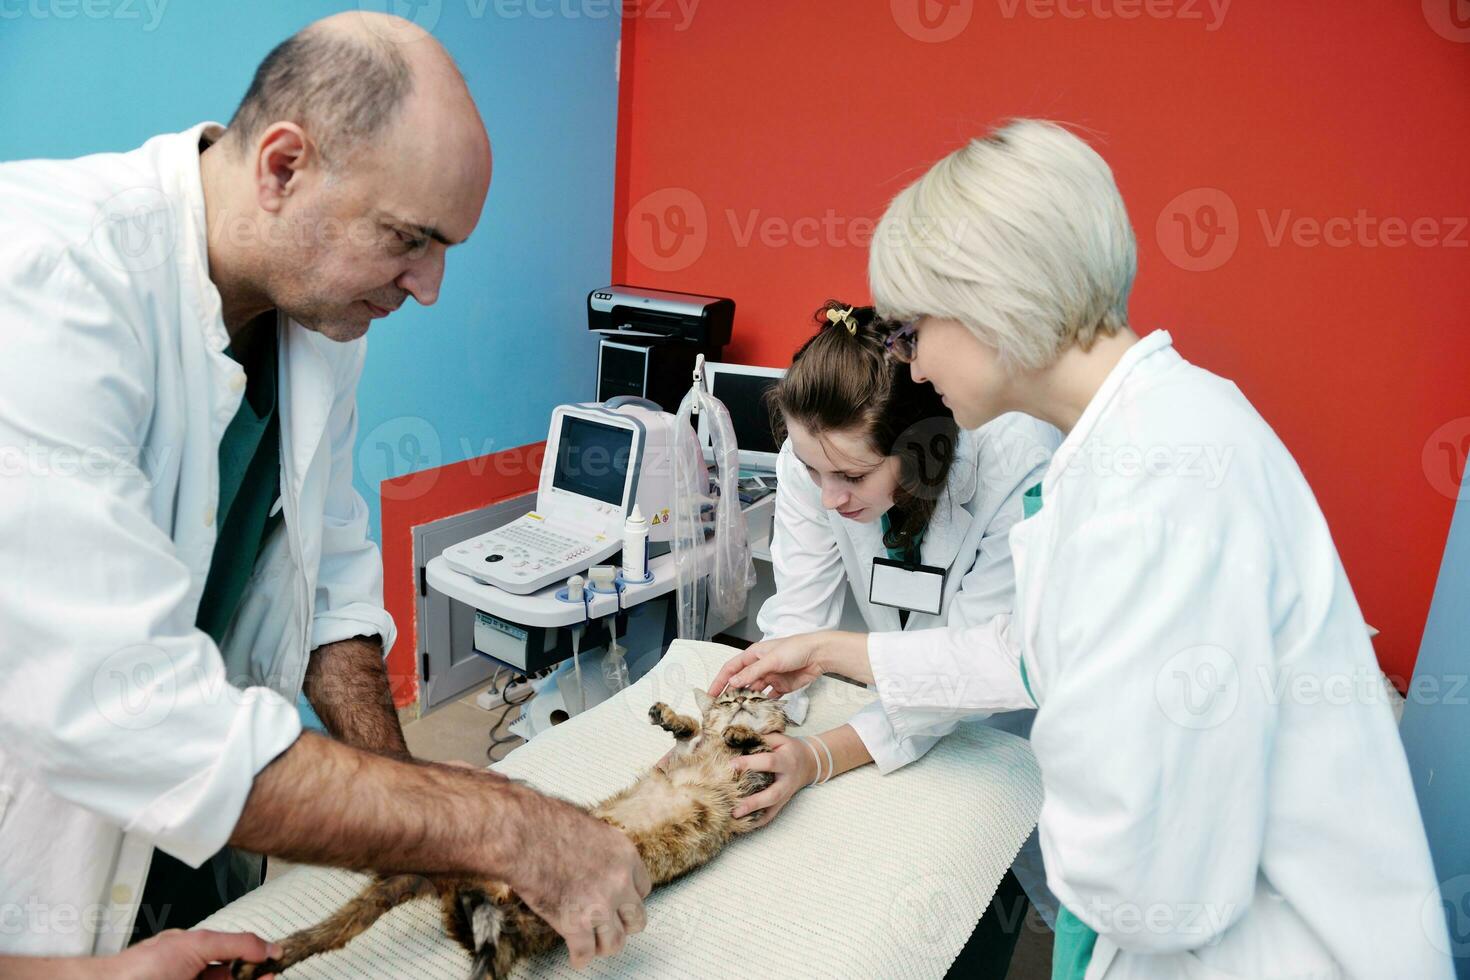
[485,554,505,563]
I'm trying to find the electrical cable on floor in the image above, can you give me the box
[485,667,535,762]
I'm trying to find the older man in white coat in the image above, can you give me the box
[0,13,648,969]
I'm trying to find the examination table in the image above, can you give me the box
[199,640,1042,978]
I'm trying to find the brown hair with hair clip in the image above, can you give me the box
[767,300,959,554]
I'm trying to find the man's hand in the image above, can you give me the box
[303,635,409,758]
[510,795,652,969]
[232,735,647,969]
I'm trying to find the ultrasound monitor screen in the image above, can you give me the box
[552,416,633,506]
[711,372,781,455]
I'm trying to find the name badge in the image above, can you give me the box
[869,557,946,617]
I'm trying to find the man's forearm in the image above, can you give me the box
[304,635,409,758]
[231,731,527,878]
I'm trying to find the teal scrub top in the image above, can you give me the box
[194,331,281,648]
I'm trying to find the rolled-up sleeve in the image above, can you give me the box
[0,256,302,867]
[308,338,396,656]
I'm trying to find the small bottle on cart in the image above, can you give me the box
[622,505,649,582]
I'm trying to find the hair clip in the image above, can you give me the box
[826,306,858,336]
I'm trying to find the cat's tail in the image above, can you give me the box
[462,891,506,980]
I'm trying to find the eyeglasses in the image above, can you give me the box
[883,320,920,363]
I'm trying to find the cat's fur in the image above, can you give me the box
[232,687,788,980]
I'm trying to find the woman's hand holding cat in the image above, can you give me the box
[709,630,872,699]
[729,733,818,828]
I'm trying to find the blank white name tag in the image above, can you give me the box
[869,557,946,616]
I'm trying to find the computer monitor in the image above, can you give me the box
[701,362,786,472]
[550,414,635,507]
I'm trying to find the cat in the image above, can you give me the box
[232,687,789,980]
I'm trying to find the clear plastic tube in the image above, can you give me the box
[671,363,756,640]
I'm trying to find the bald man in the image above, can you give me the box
[0,13,648,971]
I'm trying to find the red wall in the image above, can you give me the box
[381,444,545,708]
[612,1,1470,684]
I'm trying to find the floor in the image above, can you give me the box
[397,678,1055,979]
[401,674,528,766]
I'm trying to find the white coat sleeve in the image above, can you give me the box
[860,429,1048,766]
[307,339,397,656]
[1031,513,1272,953]
[0,255,302,867]
[752,443,849,725]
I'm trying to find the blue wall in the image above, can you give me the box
[1401,466,1470,974]
[0,0,621,541]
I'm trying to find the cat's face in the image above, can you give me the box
[692,687,789,735]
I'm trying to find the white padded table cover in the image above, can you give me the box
[199,640,1042,979]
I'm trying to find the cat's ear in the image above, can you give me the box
[693,688,714,716]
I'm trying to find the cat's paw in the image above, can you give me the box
[230,958,282,980]
[649,703,698,739]
[723,724,763,752]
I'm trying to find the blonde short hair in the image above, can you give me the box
[869,119,1137,372]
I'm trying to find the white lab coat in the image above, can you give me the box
[0,123,397,956]
[867,331,1452,978]
[756,412,1062,920]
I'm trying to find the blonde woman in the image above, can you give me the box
[712,120,1450,978]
